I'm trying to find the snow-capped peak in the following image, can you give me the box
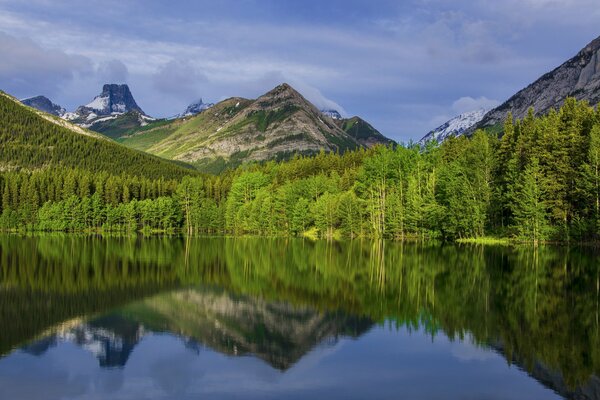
[321,109,342,120]
[85,95,110,112]
[77,84,144,117]
[175,99,214,118]
[419,108,489,144]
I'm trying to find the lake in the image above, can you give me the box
[0,235,598,399]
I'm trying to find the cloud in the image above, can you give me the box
[152,59,208,99]
[1,1,598,140]
[288,79,347,116]
[0,31,92,98]
[96,59,128,83]
[452,96,499,114]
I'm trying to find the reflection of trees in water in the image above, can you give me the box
[1,235,600,389]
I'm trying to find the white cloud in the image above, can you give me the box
[152,59,207,99]
[452,96,499,114]
[0,31,92,98]
[96,59,128,83]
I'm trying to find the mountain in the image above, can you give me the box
[419,109,489,143]
[0,90,193,179]
[65,83,145,121]
[61,84,157,139]
[84,111,157,140]
[24,287,371,370]
[176,98,214,118]
[335,116,395,147]
[21,95,66,117]
[120,83,393,173]
[321,108,342,120]
[478,35,600,129]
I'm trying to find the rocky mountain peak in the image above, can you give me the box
[63,83,147,124]
[85,83,144,115]
[321,109,342,120]
[255,83,310,109]
[177,98,214,118]
[21,95,66,117]
[476,35,600,130]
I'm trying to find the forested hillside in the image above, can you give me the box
[1,98,599,242]
[0,92,194,180]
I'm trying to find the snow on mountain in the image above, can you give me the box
[419,108,489,144]
[85,95,110,112]
[321,109,342,120]
[174,99,214,119]
[68,84,146,124]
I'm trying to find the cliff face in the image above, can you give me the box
[478,35,600,128]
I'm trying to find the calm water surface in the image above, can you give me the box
[0,236,599,399]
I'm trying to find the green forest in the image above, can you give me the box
[2,97,600,242]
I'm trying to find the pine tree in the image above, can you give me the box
[512,158,550,242]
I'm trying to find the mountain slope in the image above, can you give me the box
[478,35,600,129]
[120,83,392,172]
[335,116,395,147]
[0,91,194,179]
[420,109,489,143]
[85,111,157,140]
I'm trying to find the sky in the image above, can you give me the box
[0,0,599,142]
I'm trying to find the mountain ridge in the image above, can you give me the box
[477,35,600,129]
[120,82,393,173]
[420,108,489,143]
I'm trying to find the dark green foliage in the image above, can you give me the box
[0,93,194,180]
[337,116,394,144]
[1,96,600,241]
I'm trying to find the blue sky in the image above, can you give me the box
[0,0,598,141]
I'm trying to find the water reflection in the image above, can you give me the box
[0,235,599,399]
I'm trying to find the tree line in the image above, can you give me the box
[1,97,600,242]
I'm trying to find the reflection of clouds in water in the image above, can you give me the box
[0,345,91,400]
[449,335,497,362]
[147,350,200,396]
[286,338,345,375]
[96,368,125,394]
[0,325,560,400]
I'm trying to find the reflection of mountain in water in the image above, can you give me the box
[4,236,600,399]
[490,342,600,400]
[22,315,143,368]
[23,287,372,370]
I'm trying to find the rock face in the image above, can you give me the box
[121,83,393,172]
[80,83,144,116]
[21,96,66,117]
[420,108,489,143]
[478,35,600,128]
[177,98,214,118]
[64,84,146,124]
[61,84,154,136]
